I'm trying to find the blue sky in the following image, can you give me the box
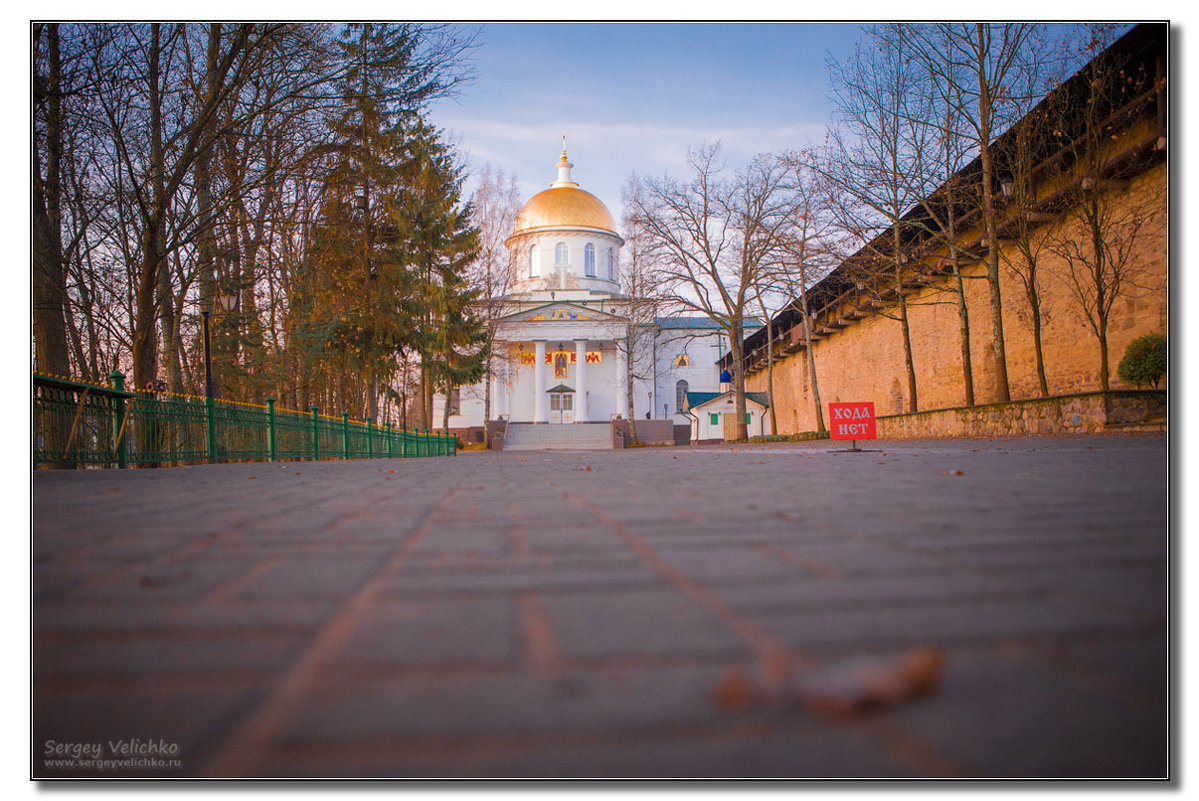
[429,22,870,217]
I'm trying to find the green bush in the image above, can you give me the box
[1117,333,1167,389]
[748,430,831,444]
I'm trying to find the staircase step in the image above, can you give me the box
[503,423,613,451]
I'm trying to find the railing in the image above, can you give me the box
[32,372,455,469]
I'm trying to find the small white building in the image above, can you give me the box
[434,147,751,436]
[683,391,773,442]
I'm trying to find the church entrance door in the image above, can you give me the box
[549,392,574,424]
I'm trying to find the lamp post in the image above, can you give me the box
[201,287,239,400]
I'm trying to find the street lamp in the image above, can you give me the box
[202,287,238,400]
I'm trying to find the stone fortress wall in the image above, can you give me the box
[746,25,1168,438]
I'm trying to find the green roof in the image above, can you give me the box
[683,391,770,412]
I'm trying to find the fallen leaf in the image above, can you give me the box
[708,645,945,719]
[794,645,945,718]
[247,476,256,480]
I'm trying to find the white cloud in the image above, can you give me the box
[438,115,829,211]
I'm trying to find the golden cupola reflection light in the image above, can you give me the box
[510,146,618,236]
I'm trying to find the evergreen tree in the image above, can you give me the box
[391,119,486,431]
[300,23,472,419]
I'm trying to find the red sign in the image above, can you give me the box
[829,402,876,440]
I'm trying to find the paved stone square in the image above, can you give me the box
[32,435,1169,779]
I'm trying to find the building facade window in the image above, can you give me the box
[448,387,461,416]
[709,412,719,426]
[606,248,615,279]
[555,242,569,266]
[528,246,537,277]
[584,243,596,276]
[675,380,689,414]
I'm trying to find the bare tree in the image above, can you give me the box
[1043,26,1166,391]
[905,23,1048,403]
[773,150,841,433]
[618,173,667,430]
[823,26,941,414]
[33,24,72,379]
[467,163,522,426]
[633,144,791,441]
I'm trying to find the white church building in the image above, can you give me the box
[433,147,769,444]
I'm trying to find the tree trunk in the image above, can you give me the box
[134,24,165,390]
[953,262,975,406]
[483,354,492,427]
[1029,286,1049,396]
[898,291,918,413]
[33,23,70,379]
[625,336,637,441]
[943,173,974,407]
[893,221,918,413]
[730,323,749,441]
[798,285,825,433]
[976,24,1011,402]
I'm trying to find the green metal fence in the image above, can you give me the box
[33,372,455,469]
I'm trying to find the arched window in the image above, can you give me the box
[584,243,596,277]
[555,242,569,266]
[675,380,689,415]
[606,248,615,279]
[528,246,537,278]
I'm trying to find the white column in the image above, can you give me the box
[575,339,588,422]
[534,340,548,423]
[616,340,629,419]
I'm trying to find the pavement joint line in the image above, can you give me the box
[554,484,804,679]
[748,541,834,578]
[197,464,482,777]
[202,556,285,605]
[518,591,562,679]
[554,483,978,779]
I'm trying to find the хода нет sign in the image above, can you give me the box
[828,402,876,440]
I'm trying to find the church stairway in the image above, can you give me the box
[501,422,613,451]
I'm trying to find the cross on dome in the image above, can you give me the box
[553,133,576,188]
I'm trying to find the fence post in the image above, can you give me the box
[366,416,373,459]
[342,412,350,460]
[311,406,320,461]
[206,396,217,464]
[110,371,127,469]
[385,422,392,458]
[266,397,277,463]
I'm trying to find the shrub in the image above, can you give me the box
[748,430,831,444]
[1117,333,1167,389]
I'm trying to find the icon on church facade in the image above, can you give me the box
[553,351,569,378]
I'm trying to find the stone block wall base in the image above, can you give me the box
[876,391,1166,439]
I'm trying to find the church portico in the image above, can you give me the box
[494,331,629,424]
[433,144,743,443]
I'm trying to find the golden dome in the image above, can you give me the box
[511,185,617,236]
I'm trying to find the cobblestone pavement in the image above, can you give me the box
[32,435,1169,779]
